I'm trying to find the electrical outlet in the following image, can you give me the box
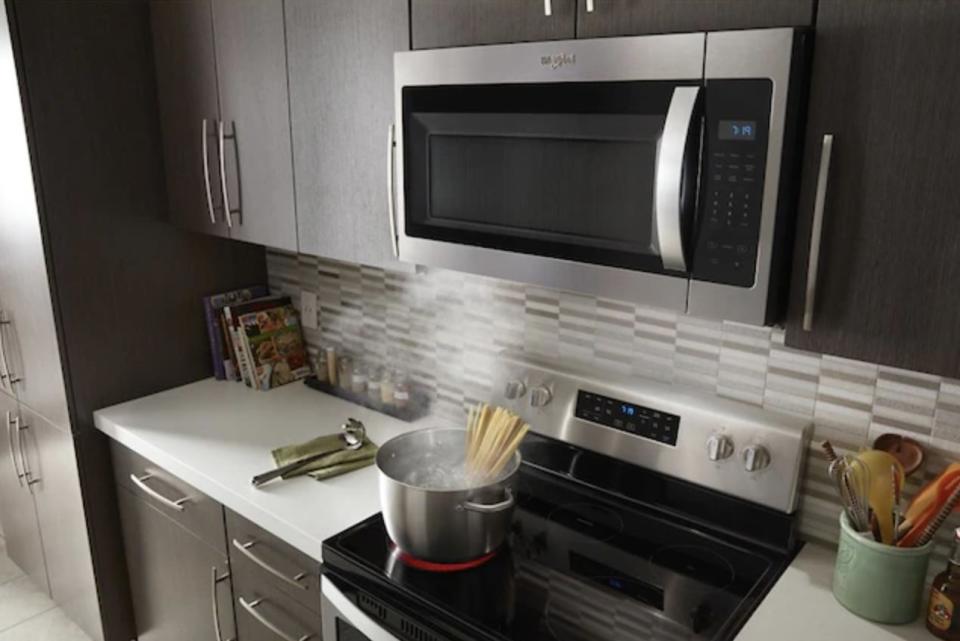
[300,290,318,330]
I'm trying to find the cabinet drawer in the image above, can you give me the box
[234,557,323,641]
[111,440,226,554]
[226,508,321,614]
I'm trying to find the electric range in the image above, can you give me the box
[321,355,812,641]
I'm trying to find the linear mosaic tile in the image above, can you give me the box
[266,249,960,554]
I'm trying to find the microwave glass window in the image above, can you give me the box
[717,120,757,141]
[402,81,700,274]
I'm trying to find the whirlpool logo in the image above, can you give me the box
[541,53,576,69]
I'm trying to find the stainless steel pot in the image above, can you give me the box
[377,427,520,562]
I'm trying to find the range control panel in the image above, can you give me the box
[575,390,679,446]
[692,79,773,288]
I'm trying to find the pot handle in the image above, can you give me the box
[458,488,514,514]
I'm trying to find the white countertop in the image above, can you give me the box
[94,378,935,641]
[94,378,435,563]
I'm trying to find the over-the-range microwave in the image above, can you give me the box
[388,29,809,325]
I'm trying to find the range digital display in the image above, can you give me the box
[718,120,757,141]
[575,390,680,446]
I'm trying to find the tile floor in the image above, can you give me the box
[0,537,92,641]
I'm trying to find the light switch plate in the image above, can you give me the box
[300,290,318,330]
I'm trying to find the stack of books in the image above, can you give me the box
[203,286,311,390]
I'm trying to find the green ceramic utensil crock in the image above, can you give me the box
[833,512,933,623]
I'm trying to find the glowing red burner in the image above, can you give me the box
[390,545,498,573]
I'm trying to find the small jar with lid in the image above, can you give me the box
[323,345,338,386]
[379,369,395,406]
[351,362,369,395]
[366,367,384,404]
[311,349,329,383]
[391,370,411,410]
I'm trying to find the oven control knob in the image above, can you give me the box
[706,434,734,461]
[529,385,552,408]
[504,380,527,400]
[743,445,771,473]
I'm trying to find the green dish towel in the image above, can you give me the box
[271,433,378,481]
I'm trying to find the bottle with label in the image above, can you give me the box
[928,528,960,639]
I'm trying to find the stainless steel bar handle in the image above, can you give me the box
[321,577,401,641]
[238,597,312,641]
[211,567,234,641]
[386,124,399,257]
[0,315,19,387]
[202,119,218,225]
[231,539,308,590]
[129,472,190,511]
[655,86,700,273]
[586,0,595,13]
[15,418,38,486]
[544,0,552,16]
[6,412,24,488]
[802,134,835,331]
[218,120,233,229]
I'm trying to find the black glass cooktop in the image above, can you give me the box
[323,435,800,641]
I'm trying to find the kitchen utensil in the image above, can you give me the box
[915,485,960,547]
[855,449,904,544]
[377,427,520,562]
[874,433,925,477]
[899,464,960,547]
[251,418,366,487]
[833,511,933,624]
[829,456,871,533]
[466,403,529,483]
[892,464,903,543]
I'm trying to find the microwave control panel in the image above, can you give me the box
[692,79,773,288]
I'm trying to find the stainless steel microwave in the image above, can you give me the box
[389,29,809,325]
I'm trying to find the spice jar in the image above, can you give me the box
[312,350,329,383]
[366,367,384,404]
[336,355,353,391]
[391,370,411,410]
[379,369,395,406]
[323,345,338,386]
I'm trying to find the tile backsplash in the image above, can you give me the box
[267,249,960,556]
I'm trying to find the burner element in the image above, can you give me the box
[389,545,499,573]
[546,502,624,542]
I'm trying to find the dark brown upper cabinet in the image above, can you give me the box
[785,0,960,378]
[411,0,576,49]
[577,0,814,38]
[150,0,297,251]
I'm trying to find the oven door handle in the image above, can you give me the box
[321,576,401,641]
[655,86,701,273]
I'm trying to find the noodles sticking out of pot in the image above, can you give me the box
[465,403,530,484]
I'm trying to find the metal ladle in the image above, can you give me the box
[251,418,366,488]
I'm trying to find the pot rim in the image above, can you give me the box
[376,426,521,493]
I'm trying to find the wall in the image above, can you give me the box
[267,249,960,556]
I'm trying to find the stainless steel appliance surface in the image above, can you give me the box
[377,427,520,562]
[389,29,810,325]
[322,354,812,641]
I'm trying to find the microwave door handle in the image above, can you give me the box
[655,86,701,273]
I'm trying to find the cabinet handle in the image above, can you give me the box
[238,597,313,641]
[202,119,218,225]
[586,0,595,12]
[211,567,234,641]
[129,472,190,511]
[802,134,834,331]
[386,124,399,257]
[231,539,309,590]
[15,418,39,486]
[544,0,552,16]
[0,315,20,387]
[218,120,234,229]
[6,412,24,488]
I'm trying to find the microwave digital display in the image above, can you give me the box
[718,120,757,141]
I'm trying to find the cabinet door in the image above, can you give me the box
[211,0,297,252]
[0,395,48,595]
[25,410,101,640]
[0,3,70,429]
[150,0,228,238]
[117,485,236,641]
[784,0,960,377]
[577,0,814,38]
[411,0,576,49]
[233,556,322,641]
[286,0,409,268]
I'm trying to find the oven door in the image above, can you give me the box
[393,34,705,312]
[321,576,401,641]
